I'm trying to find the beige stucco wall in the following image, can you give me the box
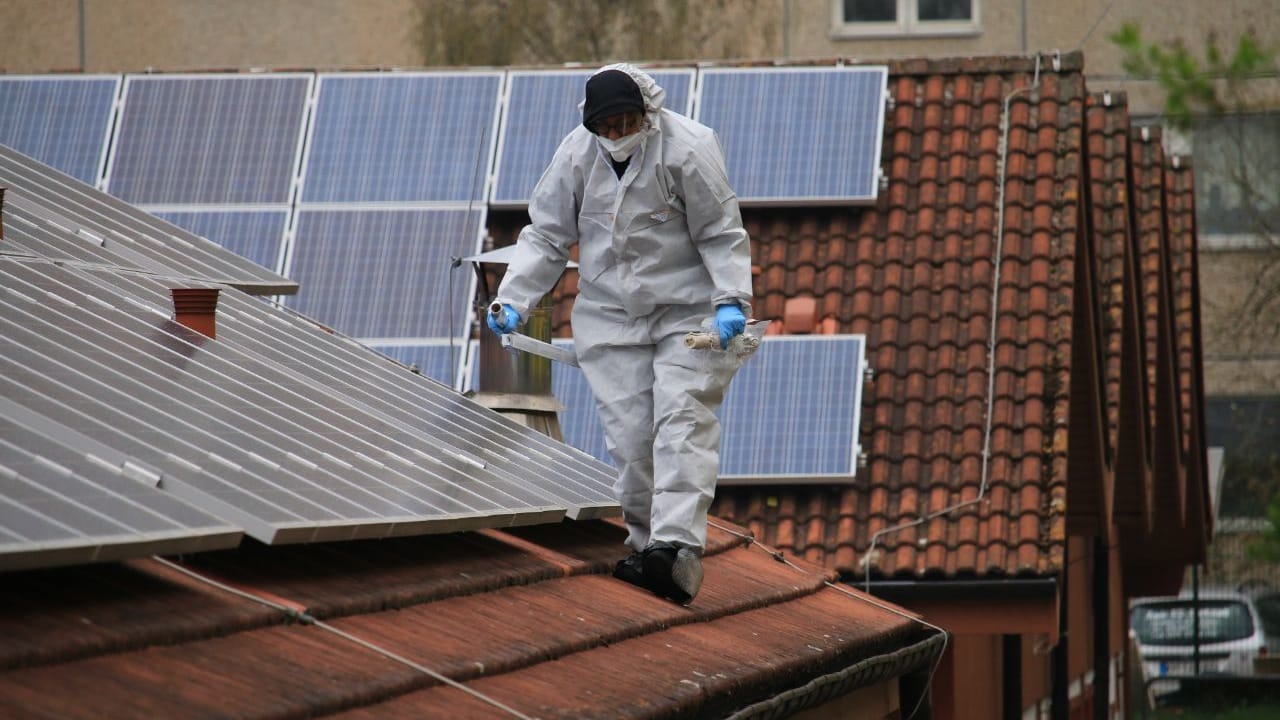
[778,0,1280,114]
[1198,249,1280,395]
[0,0,425,72]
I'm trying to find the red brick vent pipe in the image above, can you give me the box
[171,287,219,339]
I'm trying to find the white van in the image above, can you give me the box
[1130,589,1268,694]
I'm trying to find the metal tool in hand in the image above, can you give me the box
[489,302,579,367]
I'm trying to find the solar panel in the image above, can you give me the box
[284,208,484,341]
[0,403,243,572]
[1,257,618,547]
[104,74,311,205]
[490,69,695,206]
[152,209,287,271]
[0,143,298,295]
[694,67,888,205]
[0,75,119,185]
[521,337,867,481]
[369,342,466,390]
[718,336,866,481]
[301,72,503,203]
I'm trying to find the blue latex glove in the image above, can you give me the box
[714,303,746,349]
[487,303,521,335]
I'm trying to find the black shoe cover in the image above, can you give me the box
[613,552,647,589]
[642,545,703,605]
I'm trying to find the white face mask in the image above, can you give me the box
[597,131,644,162]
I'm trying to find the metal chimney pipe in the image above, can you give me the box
[1,187,6,241]
[477,294,553,395]
[171,287,219,339]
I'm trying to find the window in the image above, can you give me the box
[1206,397,1280,519]
[1192,113,1280,246]
[834,0,979,38]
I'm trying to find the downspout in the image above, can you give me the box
[79,0,87,71]
[1003,635,1022,720]
[782,0,791,58]
[1093,536,1112,720]
[1052,538,1069,720]
[1020,0,1028,54]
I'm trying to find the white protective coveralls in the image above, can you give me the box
[495,64,753,553]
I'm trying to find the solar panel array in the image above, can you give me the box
[695,67,888,205]
[491,69,695,206]
[1,65,887,385]
[0,75,119,185]
[468,337,867,482]
[281,73,504,386]
[1,147,620,570]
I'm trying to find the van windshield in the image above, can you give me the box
[1131,601,1255,645]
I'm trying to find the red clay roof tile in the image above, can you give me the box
[0,519,941,718]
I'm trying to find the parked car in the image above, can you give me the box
[1130,588,1269,694]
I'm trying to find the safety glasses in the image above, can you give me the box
[591,112,643,137]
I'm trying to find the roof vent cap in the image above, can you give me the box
[171,287,219,339]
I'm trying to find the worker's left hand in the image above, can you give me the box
[713,303,746,349]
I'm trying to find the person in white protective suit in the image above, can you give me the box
[487,64,752,604]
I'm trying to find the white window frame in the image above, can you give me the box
[831,0,981,39]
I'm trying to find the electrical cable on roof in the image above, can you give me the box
[151,556,536,720]
[860,53,1044,593]
[706,520,947,720]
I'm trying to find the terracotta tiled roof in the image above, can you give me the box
[486,52,1207,584]
[719,55,1089,579]
[0,519,942,718]
[1164,157,1213,543]
[1085,93,1133,466]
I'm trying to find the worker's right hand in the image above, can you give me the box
[487,303,521,335]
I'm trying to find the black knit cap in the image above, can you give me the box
[582,70,645,132]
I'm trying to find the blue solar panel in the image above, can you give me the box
[370,343,465,389]
[106,74,310,204]
[544,336,866,480]
[152,210,287,271]
[491,69,695,206]
[695,67,887,205]
[301,72,503,203]
[285,208,484,341]
[718,336,865,479]
[0,76,118,185]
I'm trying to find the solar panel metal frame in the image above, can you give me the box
[692,65,889,207]
[280,205,487,347]
[1,257,618,548]
[102,72,313,207]
[296,70,505,207]
[0,74,121,187]
[489,67,696,208]
[0,143,298,295]
[0,397,244,572]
